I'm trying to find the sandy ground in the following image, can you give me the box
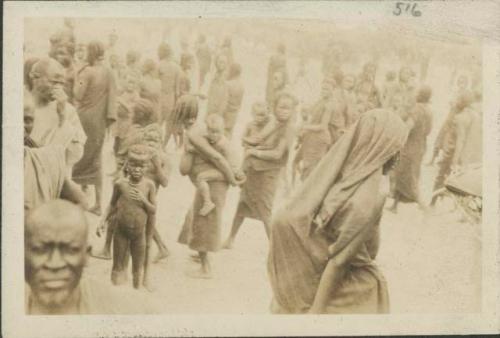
[81,36,481,314]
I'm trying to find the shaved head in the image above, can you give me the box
[25,200,89,313]
[26,199,88,238]
[30,57,66,105]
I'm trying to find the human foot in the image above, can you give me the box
[91,248,111,260]
[189,253,201,262]
[153,250,169,263]
[199,201,215,216]
[221,238,234,250]
[385,205,398,214]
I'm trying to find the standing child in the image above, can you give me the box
[106,144,156,290]
[381,70,398,108]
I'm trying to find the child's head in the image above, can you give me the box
[126,144,151,181]
[180,53,195,72]
[24,90,35,138]
[141,59,157,77]
[272,70,287,90]
[251,101,269,124]
[385,71,396,82]
[416,86,432,104]
[126,50,141,67]
[124,72,139,93]
[274,91,298,122]
[133,98,158,127]
[205,114,225,144]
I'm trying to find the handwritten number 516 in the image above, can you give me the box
[393,2,422,17]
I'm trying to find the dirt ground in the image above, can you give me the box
[82,36,481,314]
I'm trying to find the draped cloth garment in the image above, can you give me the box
[268,109,408,314]
[24,145,67,212]
[72,64,117,185]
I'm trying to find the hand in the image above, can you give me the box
[129,188,146,203]
[96,218,106,237]
[245,148,257,158]
[184,141,195,153]
[52,85,68,105]
[451,165,461,175]
[151,152,161,169]
[234,171,247,185]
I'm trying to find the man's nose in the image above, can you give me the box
[45,248,67,270]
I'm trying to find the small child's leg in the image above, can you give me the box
[151,213,169,263]
[196,171,223,216]
[130,230,146,289]
[111,226,129,285]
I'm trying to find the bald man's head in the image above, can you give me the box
[25,200,89,312]
[30,58,66,105]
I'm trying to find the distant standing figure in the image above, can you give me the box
[196,34,212,89]
[72,41,117,216]
[139,59,162,110]
[223,63,245,137]
[158,42,182,147]
[388,86,433,213]
[206,53,230,117]
[266,43,287,107]
[300,81,334,180]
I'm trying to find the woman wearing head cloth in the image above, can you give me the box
[72,40,117,215]
[268,108,408,314]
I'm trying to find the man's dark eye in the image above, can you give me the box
[31,245,48,254]
[64,246,81,255]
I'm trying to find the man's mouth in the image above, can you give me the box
[41,278,70,289]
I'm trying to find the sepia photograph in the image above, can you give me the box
[3,1,500,337]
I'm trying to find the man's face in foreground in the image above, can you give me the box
[25,201,88,311]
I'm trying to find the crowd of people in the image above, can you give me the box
[23,18,482,315]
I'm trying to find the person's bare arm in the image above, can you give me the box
[60,177,88,210]
[308,224,371,314]
[152,153,169,187]
[189,131,237,184]
[145,183,157,242]
[248,127,292,161]
[132,181,157,215]
[303,106,330,132]
[97,182,121,236]
[452,114,468,167]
